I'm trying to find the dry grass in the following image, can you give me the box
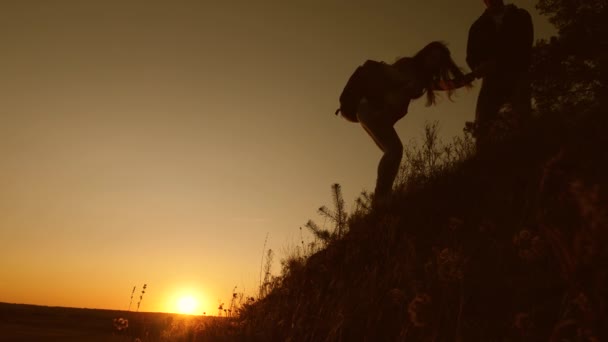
[221,107,608,341]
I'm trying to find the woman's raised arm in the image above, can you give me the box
[432,72,476,91]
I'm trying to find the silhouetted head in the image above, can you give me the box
[414,41,452,71]
[395,41,468,106]
[484,0,505,12]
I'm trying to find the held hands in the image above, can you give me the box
[463,72,476,84]
[434,72,476,91]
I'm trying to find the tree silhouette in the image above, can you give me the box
[531,0,606,114]
[305,183,349,244]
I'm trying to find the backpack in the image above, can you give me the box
[334,60,404,122]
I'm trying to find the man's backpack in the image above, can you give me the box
[335,60,403,122]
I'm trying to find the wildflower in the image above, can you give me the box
[435,247,465,282]
[439,248,451,261]
[128,286,136,311]
[513,229,544,261]
[572,292,591,315]
[407,293,433,328]
[513,312,533,335]
[551,320,600,342]
[478,220,496,233]
[448,217,464,231]
[569,180,603,229]
[386,288,406,307]
[112,317,129,332]
[136,283,148,312]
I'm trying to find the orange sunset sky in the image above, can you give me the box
[1,1,554,315]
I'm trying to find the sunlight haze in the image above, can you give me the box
[0,1,554,315]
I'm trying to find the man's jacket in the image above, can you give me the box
[467,4,534,75]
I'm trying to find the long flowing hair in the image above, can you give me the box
[393,41,469,106]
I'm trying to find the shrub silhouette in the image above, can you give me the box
[306,183,349,245]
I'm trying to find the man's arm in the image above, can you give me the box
[466,20,483,71]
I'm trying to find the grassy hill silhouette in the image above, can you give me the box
[222,105,607,341]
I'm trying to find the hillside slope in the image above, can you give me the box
[233,107,608,341]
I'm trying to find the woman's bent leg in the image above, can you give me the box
[357,102,403,198]
[373,128,403,198]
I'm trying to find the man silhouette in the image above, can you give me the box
[467,0,534,150]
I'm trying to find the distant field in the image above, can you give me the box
[0,302,206,342]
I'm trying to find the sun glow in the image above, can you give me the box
[176,296,198,315]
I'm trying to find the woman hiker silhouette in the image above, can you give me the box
[337,41,474,203]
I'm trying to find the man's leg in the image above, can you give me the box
[510,73,532,128]
[475,78,505,152]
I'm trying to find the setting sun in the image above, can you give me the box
[176,296,198,315]
[165,287,209,315]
